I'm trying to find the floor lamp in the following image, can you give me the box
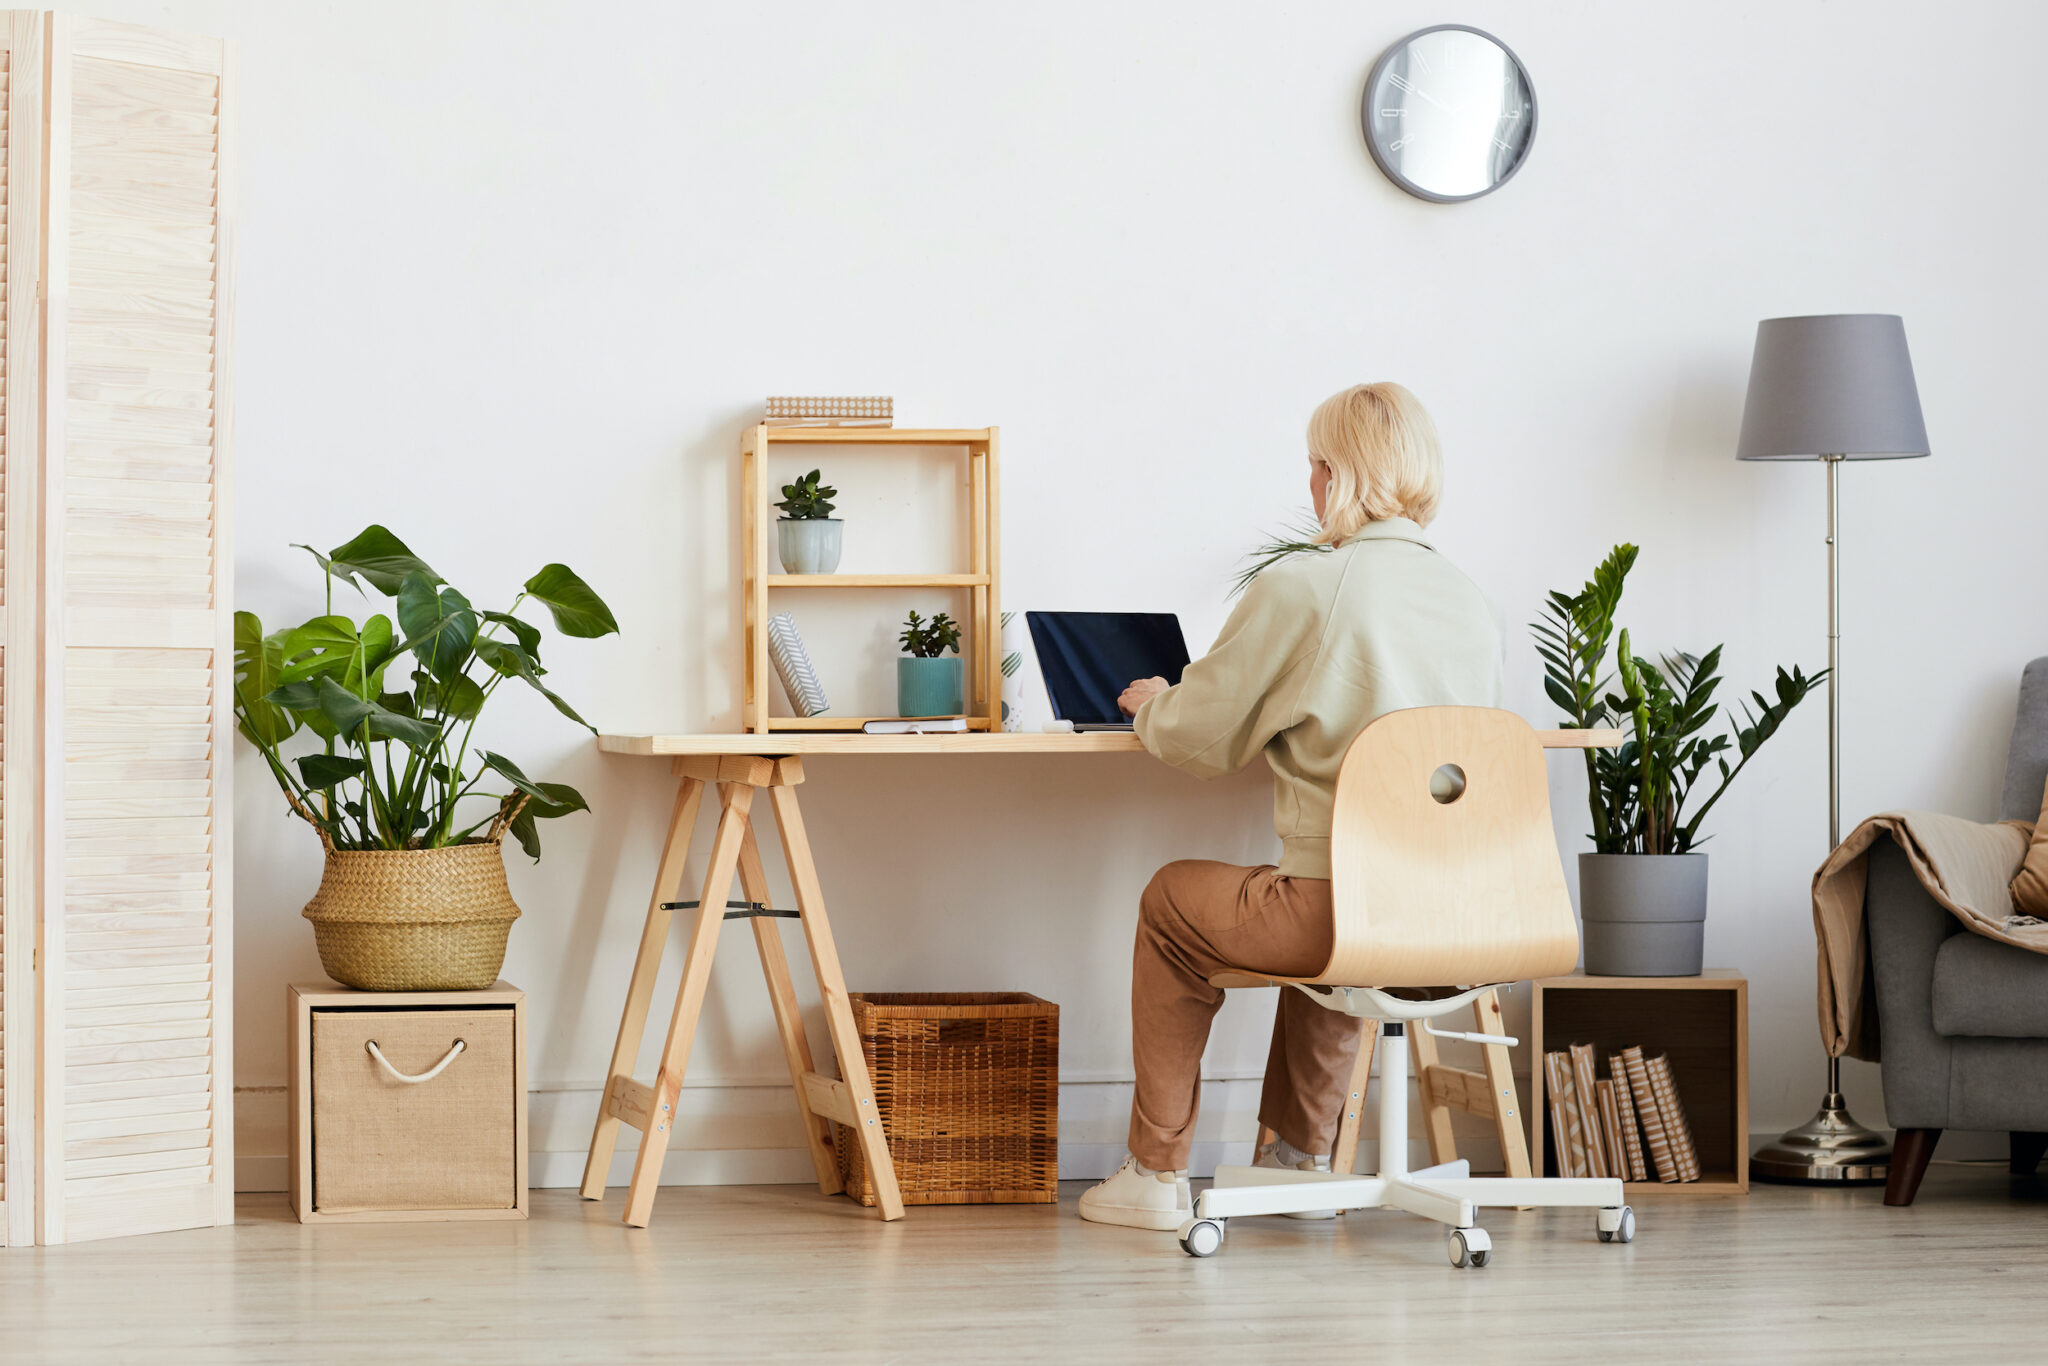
[1737,313,1929,1183]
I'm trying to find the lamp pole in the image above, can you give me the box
[1751,454,1891,1183]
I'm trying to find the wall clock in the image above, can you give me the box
[1362,25,1536,203]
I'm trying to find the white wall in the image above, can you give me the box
[69,0,2046,1184]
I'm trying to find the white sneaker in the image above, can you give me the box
[1078,1155,1191,1232]
[1255,1140,1337,1219]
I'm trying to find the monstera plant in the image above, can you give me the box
[233,525,619,990]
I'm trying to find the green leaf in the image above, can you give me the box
[523,563,619,639]
[478,750,553,803]
[506,781,591,862]
[264,679,340,740]
[1230,511,1331,598]
[314,675,440,747]
[281,615,359,661]
[481,609,543,664]
[507,803,543,861]
[276,614,364,687]
[352,614,398,696]
[474,636,595,731]
[527,780,590,817]
[396,572,478,681]
[296,754,366,789]
[327,525,441,595]
[435,673,486,720]
[294,543,366,596]
[233,611,298,748]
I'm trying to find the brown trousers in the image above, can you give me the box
[1127,859,1363,1171]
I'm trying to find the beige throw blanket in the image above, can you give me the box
[1812,812,2047,1061]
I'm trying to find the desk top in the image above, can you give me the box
[596,728,1621,757]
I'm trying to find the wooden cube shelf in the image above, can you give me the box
[289,981,528,1223]
[742,426,1000,734]
[1530,969,1749,1195]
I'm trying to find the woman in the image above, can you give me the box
[1078,382,1503,1232]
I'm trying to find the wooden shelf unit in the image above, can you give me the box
[742,425,1000,734]
[1530,969,1749,1196]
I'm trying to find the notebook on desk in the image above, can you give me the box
[1027,612,1191,732]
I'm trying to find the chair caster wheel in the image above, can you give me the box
[1448,1227,1491,1268]
[1179,1218,1225,1258]
[1597,1205,1635,1243]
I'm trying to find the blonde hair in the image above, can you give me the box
[1306,382,1443,542]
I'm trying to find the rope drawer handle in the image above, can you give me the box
[365,1038,466,1084]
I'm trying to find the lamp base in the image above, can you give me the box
[1752,1091,1891,1184]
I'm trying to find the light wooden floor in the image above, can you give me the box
[1,1165,2042,1363]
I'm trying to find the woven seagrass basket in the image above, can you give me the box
[836,992,1058,1207]
[302,836,522,992]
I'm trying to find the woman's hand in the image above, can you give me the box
[1118,677,1170,717]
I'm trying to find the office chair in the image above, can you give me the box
[1184,707,1636,1267]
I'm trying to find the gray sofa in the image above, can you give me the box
[1868,657,2048,1204]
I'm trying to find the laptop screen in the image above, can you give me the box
[1027,612,1191,726]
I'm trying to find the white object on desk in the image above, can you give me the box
[862,718,970,734]
[1039,719,1075,734]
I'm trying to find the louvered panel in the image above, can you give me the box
[37,15,234,1245]
[0,20,21,1250]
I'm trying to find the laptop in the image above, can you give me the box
[1026,612,1192,731]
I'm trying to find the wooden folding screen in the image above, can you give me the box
[0,12,234,1247]
[0,9,34,1250]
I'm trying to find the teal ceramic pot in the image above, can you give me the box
[897,656,964,717]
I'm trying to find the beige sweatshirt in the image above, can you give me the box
[1134,517,1502,879]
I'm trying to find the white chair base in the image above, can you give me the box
[1184,1009,1636,1266]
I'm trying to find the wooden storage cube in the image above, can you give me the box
[289,982,527,1223]
[1530,970,1749,1194]
[837,993,1057,1206]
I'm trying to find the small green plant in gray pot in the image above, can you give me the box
[1534,545,1826,976]
[775,468,842,573]
[897,610,963,716]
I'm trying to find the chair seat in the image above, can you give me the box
[1931,932,2048,1037]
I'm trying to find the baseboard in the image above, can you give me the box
[234,1073,1510,1192]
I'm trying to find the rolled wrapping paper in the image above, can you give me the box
[1621,1046,1679,1182]
[1609,1053,1649,1181]
[767,613,829,718]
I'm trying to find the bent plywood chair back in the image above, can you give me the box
[1318,707,1579,989]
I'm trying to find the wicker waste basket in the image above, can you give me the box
[836,992,1058,1206]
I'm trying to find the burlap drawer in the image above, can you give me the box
[311,1007,517,1213]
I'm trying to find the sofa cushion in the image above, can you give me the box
[2000,657,2048,822]
[1932,931,2048,1036]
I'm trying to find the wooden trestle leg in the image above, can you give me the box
[582,754,904,1227]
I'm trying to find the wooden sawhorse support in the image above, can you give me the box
[1257,989,1532,1181]
[580,755,904,1225]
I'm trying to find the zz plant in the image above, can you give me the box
[1532,544,1827,855]
[234,525,619,859]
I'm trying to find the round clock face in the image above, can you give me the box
[1363,26,1536,203]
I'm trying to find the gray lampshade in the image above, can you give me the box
[1735,314,1929,461]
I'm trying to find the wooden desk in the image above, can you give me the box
[598,728,1616,756]
[581,727,1620,1227]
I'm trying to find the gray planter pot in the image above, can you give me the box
[777,518,843,574]
[1578,852,1707,977]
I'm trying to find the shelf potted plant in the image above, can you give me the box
[775,468,842,574]
[1533,545,1825,976]
[234,525,619,991]
[897,609,963,717]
